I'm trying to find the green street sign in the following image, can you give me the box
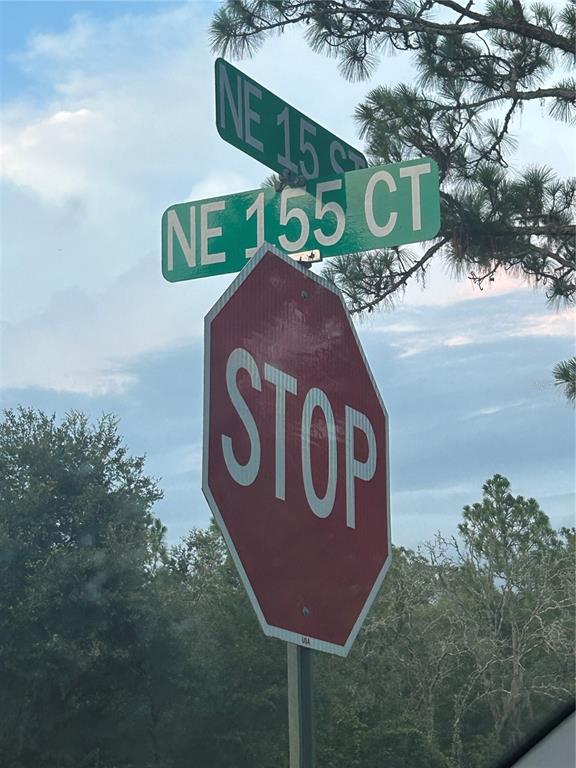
[162,159,441,283]
[215,57,367,179]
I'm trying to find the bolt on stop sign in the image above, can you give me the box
[202,244,391,656]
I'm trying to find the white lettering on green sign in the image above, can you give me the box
[162,159,441,282]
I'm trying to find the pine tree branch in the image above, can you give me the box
[434,87,576,113]
[349,0,574,53]
[433,0,573,51]
[485,99,518,165]
[510,224,576,239]
[211,1,576,59]
[511,0,526,21]
[348,238,450,315]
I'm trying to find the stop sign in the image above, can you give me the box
[202,244,391,656]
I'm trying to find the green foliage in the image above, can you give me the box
[165,523,288,768]
[430,476,575,763]
[0,410,288,767]
[1,408,573,766]
[0,408,169,767]
[315,475,574,768]
[553,356,576,402]
[458,473,558,574]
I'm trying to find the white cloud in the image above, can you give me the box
[157,443,203,478]
[464,401,530,420]
[186,171,254,202]
[375,321,421,335]
[400,255,534,308]
[1,253,230,395]
[363,289,573,358]
[2,9,217,207]
[1,3,221,327]
[443,334,473,347]
[393,483,474,502]
[510,309,575,339]
[2,108,111,200]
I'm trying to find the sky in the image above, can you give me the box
[1,0,574,549]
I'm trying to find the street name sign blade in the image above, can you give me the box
[162,158,440,282]
[202,244,391,656]
[215,57,367,179]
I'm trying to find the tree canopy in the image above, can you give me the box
[210,0,575,312]
[0,408,288,768]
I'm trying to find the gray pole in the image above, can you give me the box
[287,643,316,768]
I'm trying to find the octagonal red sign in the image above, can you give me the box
[202,244,391,656]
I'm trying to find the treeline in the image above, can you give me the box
[1,409,574,768]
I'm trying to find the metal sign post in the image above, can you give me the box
[287,643,315,768]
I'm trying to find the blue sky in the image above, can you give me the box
[1,0,574,548]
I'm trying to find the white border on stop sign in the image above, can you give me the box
[202,241,392,657]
